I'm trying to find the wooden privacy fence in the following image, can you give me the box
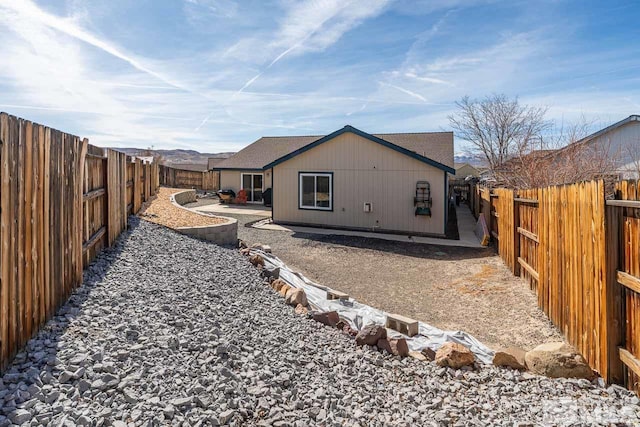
[159,165,218,191]
[611,181,640,395]
[0,113,159,371]
[471,179,640,392]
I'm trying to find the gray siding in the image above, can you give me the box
[272,132,447,236]
[588,121,640,179]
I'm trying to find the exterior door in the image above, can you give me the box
[241,173,263,203]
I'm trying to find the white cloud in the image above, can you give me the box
[378,82,427,103]
[0,0,195,94]
[224,0,391,66]
[197,0,392,131]
[405,72,453,86]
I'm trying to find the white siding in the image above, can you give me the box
[272,132,448,236]
[588,121,640,179]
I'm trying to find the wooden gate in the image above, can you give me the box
[608,180,640,393]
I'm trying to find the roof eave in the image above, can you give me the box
[563,114,640,151]
[263,125,455,173]
[213,167,266,172]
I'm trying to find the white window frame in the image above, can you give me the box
[240,173,264,203]
[299,172,332,211]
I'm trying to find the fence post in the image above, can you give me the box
[513,195,521,276]
[76,139,88,282]
[605,201,623,384]
[102,153,109,247]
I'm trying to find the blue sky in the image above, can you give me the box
[0,0,638,154]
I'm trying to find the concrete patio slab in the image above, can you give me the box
[194,203,272,217]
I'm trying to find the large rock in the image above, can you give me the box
[421,347,436,362]
[271,279,286,291]
[435,342,475,368]
[278,284,291,297]
[355,325,387,347]
[262,266,280,280]
[377,338,409,357]
[312,311,340,327]
[493,347,527,370]
[524,342,594,379]
[285,288,307,307]
[249,254,264,267]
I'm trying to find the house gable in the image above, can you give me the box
[263,125,455,174]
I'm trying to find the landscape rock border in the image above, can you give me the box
[243,242,602,383]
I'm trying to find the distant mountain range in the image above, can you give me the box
[112,147,485,169]
[454,151,485,167]
[112,147,235,169]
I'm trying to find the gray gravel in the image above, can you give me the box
[0,218,638,426]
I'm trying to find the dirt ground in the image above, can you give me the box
[186,197,564,351]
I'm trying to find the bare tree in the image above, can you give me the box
[494,117,621,189]
[448,94,550,173]
[622,141,640,179]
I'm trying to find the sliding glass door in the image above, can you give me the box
[241,173,264,203]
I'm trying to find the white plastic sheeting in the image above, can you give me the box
[253,249,495,364]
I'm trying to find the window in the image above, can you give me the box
[299,173,332,210]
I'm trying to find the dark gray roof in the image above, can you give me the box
[215,129,454,170]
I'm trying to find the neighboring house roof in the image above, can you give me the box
[215,125,454,173]
[207,157,229,169]
[494,149,557,173]
[452,162,481,178]
[570,114,639,148]
[528,114,639,169]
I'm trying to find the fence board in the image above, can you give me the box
[159,164,219,191]
[470,180,623,383]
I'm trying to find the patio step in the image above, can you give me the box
[385,313,419,337]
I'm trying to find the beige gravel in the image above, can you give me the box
[139,187,228,229]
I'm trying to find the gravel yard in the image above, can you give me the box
[0,217,638,426]
[186,199,563,352]
[139,187,227,229]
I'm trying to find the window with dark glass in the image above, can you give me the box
[299,173,332,210]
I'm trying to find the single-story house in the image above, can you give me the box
[207,156,228,170]
[213,125,455,237]
[450,162,482,179]
[552,114,639,179]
